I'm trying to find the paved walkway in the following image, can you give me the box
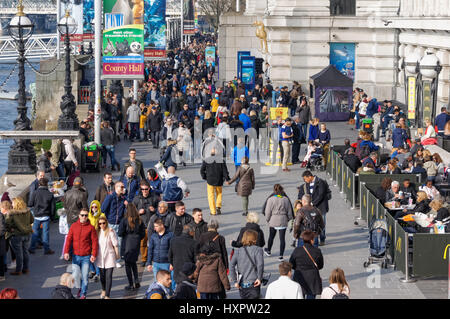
[0,122,446,299]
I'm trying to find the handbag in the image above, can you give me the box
[243,246,271,286]
[303,246,319,269]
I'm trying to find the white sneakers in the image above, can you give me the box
[7,261,16,269]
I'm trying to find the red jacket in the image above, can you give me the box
[64,220,98,257]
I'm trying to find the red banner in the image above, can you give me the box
[145,49,167,59]
[103,63,144,77]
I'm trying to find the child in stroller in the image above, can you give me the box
[301,140,324,170]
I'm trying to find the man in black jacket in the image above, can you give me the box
[343,148,362,173]
[94,172,115,205]
[133,180,160,265]
[63,177,89,227]
[200,148,230,215]
[291,116,304,164]
[297,170,330,246]
[165,201,193,236]
[28,178,56,255]
[187,208,208,241]
[168,225,198,285]
[147,106,164,149]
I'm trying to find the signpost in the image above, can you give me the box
[237,51,250,80]
[240,56,256,90]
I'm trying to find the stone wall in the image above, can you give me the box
[34,55,88,131]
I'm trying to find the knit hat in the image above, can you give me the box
[181,262,196,276]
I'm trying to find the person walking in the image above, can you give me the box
[146,218,175,291]
[51,273,75,299]
[118,203,146,291]
[87,200,105,281]
[127,100,141,142]
[5,197,33,276]
[297,170,330,246]
[194,242,230,300]
[145,269,173,299]
[63,177,89,228]
[264,184,294,261]
[121,148,146,181]
[265,261,303,299]
[187,208,208,240]
[229,230,264,299]
[168,224,198,286]
[95,216,119,299]
[100,121,120,171]
[231,212,265,248]
[165,201,193,237]
[291,116,305,164]
[200,148,230,215]
[28,178,55,255]
[147,106,164,149]
[172,262,198,299]
[280,118,294,172]
[321,268,350,299]
[161,166,190,213]
[94,172,115,205]
[197,219,229,275]
[63,208,99,299]
[226,156,255,216]
[293,195,325,247]
[297,97,310,140]
[289,230,324,299]
[258,105,269,151]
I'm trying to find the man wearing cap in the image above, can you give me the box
[63,176,89,227]
[147,106,164,149]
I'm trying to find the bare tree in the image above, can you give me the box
[196,0,234,35]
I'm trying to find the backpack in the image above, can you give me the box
[329,286,349,299]
[359,144,371,160]
[301,208,323,234]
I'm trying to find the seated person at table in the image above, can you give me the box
[394,191,430,219]
[357,163,375,175]
[419,179,440,200]
[385,181,408,206]
[411,160,428,181]
[429,199,450,222]
[375,177,392,205]
[385,160,402,175]
[343,148,361,173]
[362,152,379,172]
[400,179,417,204]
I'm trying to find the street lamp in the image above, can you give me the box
[57,10,80,131]
[402,52,420,128]
[419,51,442,126]
[7,0,37,174]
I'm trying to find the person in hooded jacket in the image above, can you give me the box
[87,200,105,281]
[168,224,198,285]
[51,273,75,299]
[194,241,230,299]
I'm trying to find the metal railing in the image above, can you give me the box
[0,33,58,61]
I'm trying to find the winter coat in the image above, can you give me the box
[29,186,56,219]
[298,105,310,124]
[289,243,324,295]
[173,279,198,299]
[200,160,230,187]
[127,104,141,123]
[177,126,191,151]
[165,213,193,237]
[197,231,228,270]
[194,253,230,293]
[101,192,126,226]
[5,209,33,239]
[259,111,269,128]
[62,186,89,226]
[88,200,106,228]
[147,229,173,265]
[147,111,164,132]
[228,164,255,197]
[118,217,145,263]
[51,285,75,299]
[265,195,294,228]
[202,118,215,133]
[64,219,98,257]
[344,153,362,173]
[121,175,140,202]
[187,220,208,241]
[132,193,159,228]
[96,228,119,269]
[94,182,115,205]
[148,211,172,234]
[168,233,198,283]
[239,113,252,131]
[229,245,264,284]
[0,213,6,256]
[160,144,177,169]
[100,127,116,146]
[37,154,52,174]
[231,222,265,248]
[297,177,330,213]
[121,159,146,181]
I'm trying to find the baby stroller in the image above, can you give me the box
[306,144,324,171]
[363,217,390,269]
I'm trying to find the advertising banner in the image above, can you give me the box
[205,46,216,67]
[422,80,432,125]
[102,0,145,80]
[144,0,167,60]
[83,0,95,41]
[407,76,416,120]
[183,0,195,35]
[240,56,256,90]
[237,51,250,80]
[330,42,356,80]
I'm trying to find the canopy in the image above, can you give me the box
[310,64,354,87]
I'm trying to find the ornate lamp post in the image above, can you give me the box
[7,0,37,174]
[402,52,420,128]
[418,51,442,127]
[57,11,80,131]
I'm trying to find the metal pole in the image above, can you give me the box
[181,0,184,49]
[57,0,61,60]
[133,80,138,102]
[400,233,417,283]
[236,0,240,12]
[94,0,101,145]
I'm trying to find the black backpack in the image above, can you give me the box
[329,286,349,299]
[301,208,322,234]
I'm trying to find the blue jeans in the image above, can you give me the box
[130,123,139,140]
[105,145,118,167]
[110,224,121,262]
[301,124,308,141]
[320,213,327,243]
[89,261,100,276]
[30,219,50,252]
[56,162,65,180]
[355,113,360,130]
[150,131,160,148]
[200,293,220,300]
[152,262,175,291]
[72,255,91,297]
[305,294,316,299]
[297,236,319,248]
[10,235,30,272]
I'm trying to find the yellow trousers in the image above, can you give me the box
[207,184,223,215]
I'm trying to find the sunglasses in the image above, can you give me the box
[141,188,150,191]
[91,206,98,208]
[80,214,88,217]
[98,222,106,225]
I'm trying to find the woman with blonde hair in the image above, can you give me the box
[321,268,350,299]
[420,118,437,145]
[202,110,215,133]
[95,216,119,299]
[88,200,106,282]
[6,197,33,275]
[231,212,265,249]
[308,118,320,142]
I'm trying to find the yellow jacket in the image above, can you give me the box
[88,200,106,228]
[211,99,219,113]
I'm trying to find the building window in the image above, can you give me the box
[330,0,356,16]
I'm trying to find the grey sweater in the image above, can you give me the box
[229,245,264,285]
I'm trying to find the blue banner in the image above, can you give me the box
[205,46,216,67]
[237,51,250,80]
[240,56,255,90]
[144,0,167,60]
[330,43,355,80]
